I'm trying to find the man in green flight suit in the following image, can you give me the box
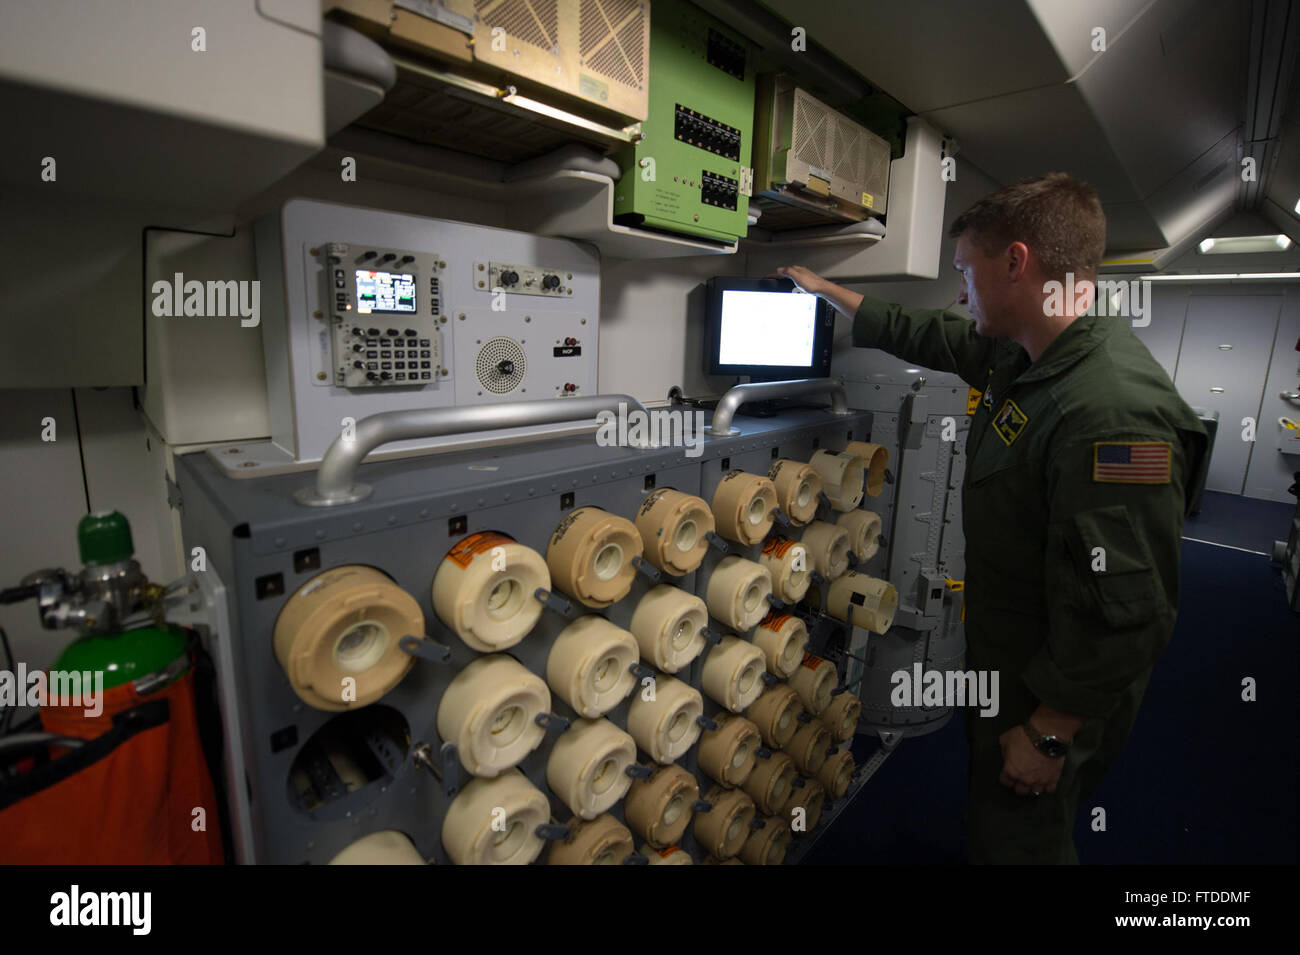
[778,172,1208,864]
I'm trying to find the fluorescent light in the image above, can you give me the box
[1142,272,1300,281]
[1196,234,1294,254]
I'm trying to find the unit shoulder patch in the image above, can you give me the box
[992,399,1029,445]
[1092,441,1172,484]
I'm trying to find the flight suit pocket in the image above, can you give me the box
[1068,506,1160,629]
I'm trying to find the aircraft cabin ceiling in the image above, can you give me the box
[747,0,1300,255]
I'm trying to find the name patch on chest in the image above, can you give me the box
[1092,441,1172,484]
[992,399,1029,445]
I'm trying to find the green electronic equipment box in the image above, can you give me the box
[613,0,756,244]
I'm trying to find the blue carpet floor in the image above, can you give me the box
[804,490,1299,864]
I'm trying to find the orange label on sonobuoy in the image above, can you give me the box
[656,845,682,858]
[761,537,799,558]
[446,531,514,569]
[758,610,792,632]
[799,651,823,671]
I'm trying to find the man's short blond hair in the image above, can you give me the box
[949,172,1107,281]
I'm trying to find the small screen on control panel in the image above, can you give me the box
[355,270,416,314]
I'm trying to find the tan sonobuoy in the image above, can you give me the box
[789,652,837,715]
[546,814,635,865]
[628,585,707,674]
[625,763,698,848]
[710,470,777,545]
[634,488,714,576]
[845,441,889,497]
[740,817,791,866]
[546,506,643,608]
[817,747,855,799]
[546,718,636,819]
[752,610,809,679]
[743,751,798,814]
[705,556,773,632]
[642,844,694,865]
[274,566,424,711]
[820,690,862,743]
[767,458,822,525]
[695,785,757,860]
[783,777,826,833]
[800,520,852,580]
[746,683,804,749]
[432,531,549,652]
[697,712,761,787]
[328,830,426,865]
[442,769,549,865]
[836,510,882,561]
[827,570,899,633]
[785,718,832,776]
[701,635,767,712]
[546,615,639,718]
[759,537,810,603]
[809,449,865,511]
[627,673,703,764]
[437,654,551,777]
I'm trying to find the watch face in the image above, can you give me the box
[1039,737,1068,758]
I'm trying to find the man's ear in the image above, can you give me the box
[1005,241,1031,282]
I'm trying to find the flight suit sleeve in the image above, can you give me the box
[852,294,1002,388]
[1021,430,1190,720]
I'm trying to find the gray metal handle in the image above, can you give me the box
[706,378,851,436]
[298,394,650,506]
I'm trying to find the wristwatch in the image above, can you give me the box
[1022,720,1070,758]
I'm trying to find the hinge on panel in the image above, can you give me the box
[165,475,183,511]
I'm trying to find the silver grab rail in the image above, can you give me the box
[297,394,650,506]
[706,378,851,436]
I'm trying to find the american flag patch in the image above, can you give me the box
[1092,442,1172,484]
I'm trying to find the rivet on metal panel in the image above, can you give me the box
[625,764,653,780]
[749,817,765,830]
[796,711,814,724]
[772,508,791,526]
[755,746,773,759]
[696,714,718,731]
[760,671,780,686]
[704,531,729,554]
[691,799,713,813]
[700,626,723,645]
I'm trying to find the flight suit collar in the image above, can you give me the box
[1014,311,1111,384]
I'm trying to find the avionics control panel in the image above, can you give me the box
[325,243,444,388]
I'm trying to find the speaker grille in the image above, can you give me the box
[792,93,830,170]
[477,0,559,53]
[475,337,528,394]
[579,0,646,89]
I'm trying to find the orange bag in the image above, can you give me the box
[0,666,224,865]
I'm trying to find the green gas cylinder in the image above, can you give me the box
[50,512,189,694]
